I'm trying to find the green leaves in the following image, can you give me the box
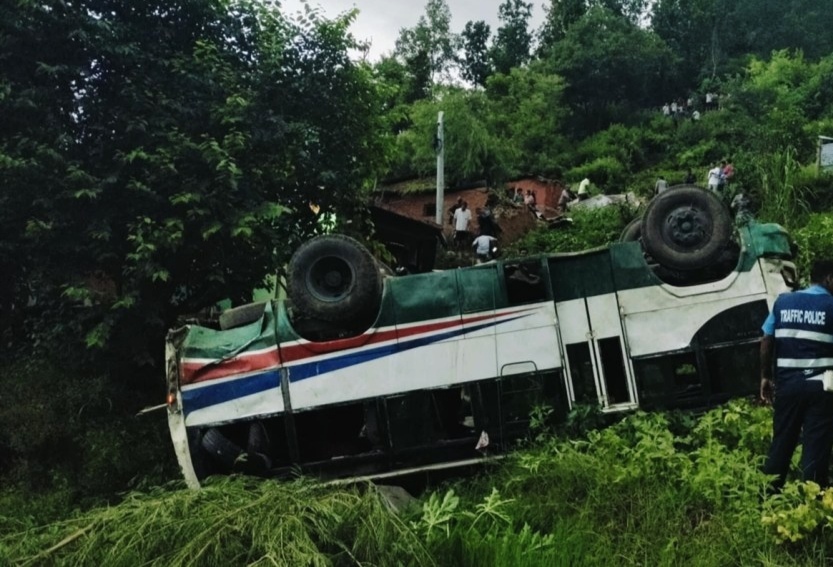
[1,0,388,364]
[415,489,460,540]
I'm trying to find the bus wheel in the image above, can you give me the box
[289,234,382,326]
[619,218,642,242]
[201,426,272,475]
[641,185,732,271]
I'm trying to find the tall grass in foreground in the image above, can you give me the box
[4,401,833,566]
[0,477,432,566]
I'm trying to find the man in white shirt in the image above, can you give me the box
[453,201,472,247]
[472,232,498,263]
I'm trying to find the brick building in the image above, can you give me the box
[373,176,565,239]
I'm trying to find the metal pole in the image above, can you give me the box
[435,111,444,226]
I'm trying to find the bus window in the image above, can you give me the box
[566,342,597,403]
[632,352,700,408]
[705,342,759,397]
[504,260,546,305]
[385,388,474,449]
[598,337,630,405]
[293,402,371,462]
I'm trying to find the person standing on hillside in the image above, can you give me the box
[452,201,472,248]
[760,260,833,491]
[707,164,722,192]
[654,176,669,196]
[448,196,463,226]
[557,186,575,213]
[723,160,735,189]
[731,190,753,225]
[477,203,499,237]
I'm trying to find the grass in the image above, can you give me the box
[1,477,433,566]
[4,401,833,566]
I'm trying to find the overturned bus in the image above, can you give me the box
[165,187,795,488]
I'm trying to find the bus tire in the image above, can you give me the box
[289,234,382,325]
[201,427,244,470]
[619,218,642,242]
[219,302,267,330]
[641,185,732,271]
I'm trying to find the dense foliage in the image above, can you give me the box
[0,0,388,366]
[4,402,833,566]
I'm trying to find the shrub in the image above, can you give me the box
[509,204,637,256]
[793,213,833,285]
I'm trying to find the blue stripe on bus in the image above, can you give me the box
[285,317,520,382]
[182,369,280,415]
[183,315,526,416]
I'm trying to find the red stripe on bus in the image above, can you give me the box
[279,310,530,363]
[182,349,281,385]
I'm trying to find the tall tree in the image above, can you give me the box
[652,0,833,86]
[486,63,570,176]
[394,0,459,89]
[547,7,676,132]
[651,0,716,85]
[537,0,586,56]
[393,88,507,185]
[490,0,534,75]
[594,0,649,24]
[0,0,92,344]
[0,0,387,363]
[460,20,492,88]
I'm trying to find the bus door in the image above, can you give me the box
[550,252,637,410]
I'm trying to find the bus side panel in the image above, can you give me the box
[617,264,769,357]
[495,303,561,376]
[388,270,499,393]
[621,294,769,357]
[617,262,767,317]
[495,259,561,376]
[280,271,497,412]
[178,303,284,428]
[278,291,402,410]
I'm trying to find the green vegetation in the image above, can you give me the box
[510,204,639,256]
[3,0,833,563]
[4,401,833,566]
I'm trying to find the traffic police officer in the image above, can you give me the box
[760,259,833,490]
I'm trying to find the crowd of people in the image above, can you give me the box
[706,160,734,192]
[448,194,503,264]
[660,92,723,123]
[652,161,752,225]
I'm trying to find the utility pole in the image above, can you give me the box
[435,111,444,226]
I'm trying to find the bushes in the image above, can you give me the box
[0,357,177,517]
[415,400,829,566]
[793,213,833,285]
[510,204,637,256]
